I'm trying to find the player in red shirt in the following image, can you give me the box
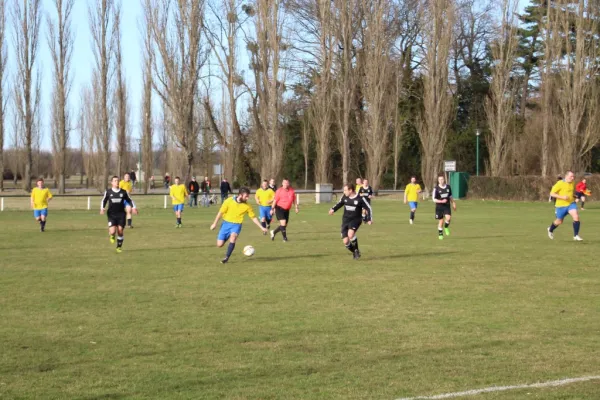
[270,178,299,242]
[575,178,588,210]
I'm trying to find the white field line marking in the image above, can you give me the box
[395,375,600,400]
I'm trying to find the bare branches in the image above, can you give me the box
[114,4,129,177]
[0,0,6,191]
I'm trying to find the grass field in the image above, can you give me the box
[1,200,599,399]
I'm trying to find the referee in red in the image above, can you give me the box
[270,178,299,242]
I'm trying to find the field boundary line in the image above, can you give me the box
[395,375,600,400]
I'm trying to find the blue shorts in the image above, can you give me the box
[218,221,242,241]
[124,200,131,207]
[173,204,184,212]
[555,202,577,220]
[409,201,418,209]
[259,206,272,221]
[33,208,48,218]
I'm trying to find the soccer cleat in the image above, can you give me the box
[220,257,229,264]
[574,235,583,241]
[353,249,361,259]
[110,235,116,244]
[116,248,122,253]
[547,227,554,240]
[283,238,288,243]
[129,225,134,229]
[444,227,450,236]
[263,230,267,236]
[270,230,275,241]
[409,219,413,225]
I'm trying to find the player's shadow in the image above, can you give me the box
[258,254,328,262]
[125,245,214,252]
[370,251,458,261]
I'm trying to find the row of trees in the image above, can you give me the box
[1,0,600,194]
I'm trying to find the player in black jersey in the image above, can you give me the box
[329,184,373,259]
[268,178,277,192]
[101,176,138,253]
[432,174,456,240]
[358,179,374,222]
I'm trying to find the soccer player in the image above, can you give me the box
[119,173,135,228]
[30,178,53,232]
[268,178,277,192]
[210,187,268,264]
[270,179,298,242]
[355,178,362,193]
[404,176,422,224]
[101,176,138,252]
[548,171,582,241]
[169,176,189,228]
[432,174,457,240]
[358,179,373,222]
[255,179,275,232]
[329,184,373,259]
[575,177,588,210]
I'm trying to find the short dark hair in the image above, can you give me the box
[411,175,417,179]
[438,173,445,178]
[112,175,119,181]
[263,179,268,183]
[175,176,180,180]
[344,184,355,192]
[239,187,250,195]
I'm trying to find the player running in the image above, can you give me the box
[358,179,373,222]
[119,173,135,228]
[30,178,53,232]
[329,184,373,259]
[169,176,189,228]
[404,176,422,225]
[270,179,298,242]
[548,171,582,241]
[355,178,363,193]
[101,176,138,252]
[255,180,275,233]
[210,187,268,264]
[432,174,456,240]
[575,177,588,210]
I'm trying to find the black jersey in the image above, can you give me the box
[268,184,277,192]
[358,186,373,202]
[101,188,135,215]
[331,194,373,222]
[432,184,452,205]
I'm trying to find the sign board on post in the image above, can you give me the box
[444,160,456,172]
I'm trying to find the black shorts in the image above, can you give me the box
[575,191,585,199]
[435,206,451,220]
[341,218,362,238]
[107,213,126,228]
[275,206,290,222]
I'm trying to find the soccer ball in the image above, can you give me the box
[243,245,255,257]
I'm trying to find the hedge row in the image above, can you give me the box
[467,175,597,201]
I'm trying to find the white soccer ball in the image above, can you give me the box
[243,245,255,257]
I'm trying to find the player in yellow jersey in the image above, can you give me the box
[169,176,189,228]
[355,178,362,194]
[210,187,267,264]
[119,173,135,228]
[255,179,275,232]
[548,170,582,241]
[30,178,53,232]
[404,176,422,225]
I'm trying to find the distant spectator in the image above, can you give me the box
[201,176,211,207]
[164,173,171,189]
[130,170,137,188]
[220,178,232,203]
[188,177,200,207]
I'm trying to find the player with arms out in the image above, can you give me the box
[329,184,373,259]
[31,178,53,232]
[270,179,299,242]
[358,179,373,222]
[119,173,135,228]
[255,180,275,233]
[404,176,422,225]
[169,176,189,228]
[575,177,589,210]
[101,176,138,252]
[548,171,582,241]
[210,187,268,264]
[432,174,456,240]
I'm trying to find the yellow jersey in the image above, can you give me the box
[551,180,575,207]
[169,184,188,205]
[255,188,275,206]
[355,184,361,193]
[119,180,133,193]
[405,183,422,202]
[220,196,256,224]
[31,187,53,210]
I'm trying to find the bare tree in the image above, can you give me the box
[301,110,310,189]
[247,0,287,179]
[89,0,118,189]
[47,0,74,193]
[540,0,552,176]
[12,0,43,191]
[485,0,518,177]
[141,0,153,194]
[0,0,6,191]
[114,5,128,177]
[417,0,455,192]
[145,0,207,183]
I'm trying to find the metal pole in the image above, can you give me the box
[1,197,3,211]
[87,196,91,210]
[164,195,167,209]
[476,130,480,176]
